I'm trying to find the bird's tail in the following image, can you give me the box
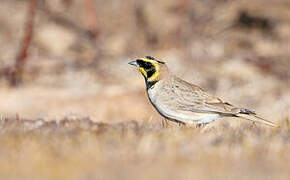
[236,113,278,127]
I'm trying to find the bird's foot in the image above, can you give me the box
[195,123,208,128]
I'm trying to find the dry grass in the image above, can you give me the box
[0,117,289,180]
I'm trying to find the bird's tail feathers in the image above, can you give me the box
[235,113,278,127]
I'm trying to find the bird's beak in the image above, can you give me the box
[128,61,138,67]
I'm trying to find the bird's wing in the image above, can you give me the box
[167,76,235,115]
[159,76,278,127]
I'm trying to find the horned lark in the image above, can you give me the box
[129,56,277,127]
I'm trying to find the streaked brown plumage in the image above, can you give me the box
[129,56,278,127]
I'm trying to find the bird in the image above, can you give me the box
[128,56,278,127]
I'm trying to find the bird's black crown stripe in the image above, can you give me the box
[145,56,165,64]
[156,60,165,64]
[146,56,155,60]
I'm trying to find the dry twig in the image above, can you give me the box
[83,0,99,39]
[10,0,38,86]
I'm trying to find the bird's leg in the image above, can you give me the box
[161,117,169,128]
[178,122,190,128]
[250,122,256,129]
[196,123,208,128]
[196,124,202,128]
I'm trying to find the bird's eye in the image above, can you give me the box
[136,59,154,70]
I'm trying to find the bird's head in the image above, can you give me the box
[129,56,168,88]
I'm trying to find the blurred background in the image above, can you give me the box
[0,0,290,179]
[0,0,289,122]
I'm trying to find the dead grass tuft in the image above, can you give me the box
[0,117,289,180]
